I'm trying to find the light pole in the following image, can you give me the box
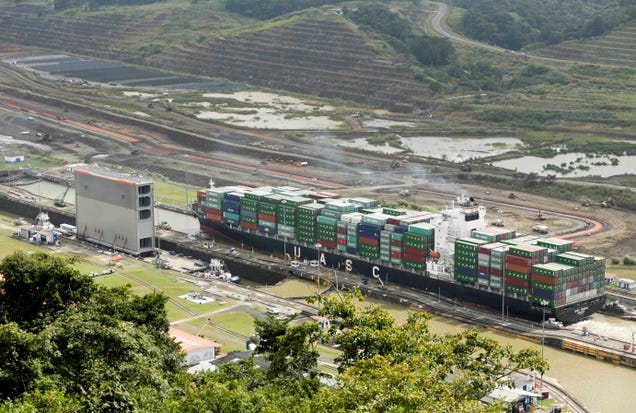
[540,299,548,389]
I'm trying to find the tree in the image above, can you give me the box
[0,251,95,325]
[409,36,455,67]
[310,290,548,412]
[0,251,182,412]
[254,314,321,380]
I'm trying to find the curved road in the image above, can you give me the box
[429,2,625,68]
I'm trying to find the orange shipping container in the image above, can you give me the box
[531,273,557,285]
[505,263,531,274]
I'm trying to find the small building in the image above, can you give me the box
[617,278,636,290]
[169,327,222,367]
[4,155,24,163]
[311,315,331,329]
[481,387,538,412]
[604,272,616,284]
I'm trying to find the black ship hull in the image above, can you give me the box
[200,219,605,323]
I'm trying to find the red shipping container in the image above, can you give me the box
[258,213,276,221]
[336,227,347,234]
[387,218,400,225]
[490,268,503,277]
[531,273,557,285]
[478,265,489,274]
[505,263,531,274]
[316,240,336,249]
[240,221,258,230]
[206,212,222,222]
[506,255,535,266]
[505,277,529,289]
[403,252,425,262]
[403,246,425,256]
[390,240,403,247]
[390,251,403,259]
[358,236,379,247]
[201,205,222,215]
[336,238,347,246]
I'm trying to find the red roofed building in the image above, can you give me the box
[169,327,222,366]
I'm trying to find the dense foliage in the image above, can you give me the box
[0,251,182,412]
[345,4,455,67]
[0,252,548,412]
[345,4,412,40]
[451,0,636,50]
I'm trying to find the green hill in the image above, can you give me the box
[0,1,435,112]
[533,20,636,68]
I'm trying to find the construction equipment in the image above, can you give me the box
[508,193,518,200]
[54,184,71,207]
[536,210,546,221]
[491,218,504,227]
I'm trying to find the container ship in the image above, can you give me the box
[194,183,605,323]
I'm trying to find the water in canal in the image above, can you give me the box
[267,281,634,413]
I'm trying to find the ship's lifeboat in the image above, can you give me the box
[429,250,441,260]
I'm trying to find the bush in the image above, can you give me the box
[623,257,636,266]
[611,257,620,265]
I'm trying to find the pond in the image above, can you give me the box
[338,136,523,161]
[191,91,342,130]
[493,153,636,177]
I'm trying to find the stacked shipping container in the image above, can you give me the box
[196,185,436,268]
[452,229,605,309]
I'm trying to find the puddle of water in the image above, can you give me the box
[122,91,157,99]
[339,136,522,160]
[195,110,341,130]
[493,153,636,177]
[187,91,341,129]
[202,91,334,111]
[339,137,404,154]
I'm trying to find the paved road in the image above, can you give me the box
[430,2,506,53]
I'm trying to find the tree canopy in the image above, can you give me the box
[0,251,182,412]
[451,0,635,50]
[0,252,547,412]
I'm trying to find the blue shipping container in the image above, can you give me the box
[240,210,258,219]
[358,222,382,233]
[258,225,277,235]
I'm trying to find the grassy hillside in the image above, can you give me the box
[533,20,636,67]
[0,1,433,111]
[0,0,634,126]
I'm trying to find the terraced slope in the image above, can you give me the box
[533,20,636,67]
[0,5,431,112]
[152,20,431,112]
[0,5,158,61]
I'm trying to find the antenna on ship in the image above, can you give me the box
[209,179,215,189]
